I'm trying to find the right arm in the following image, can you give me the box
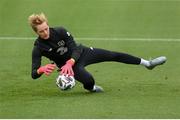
[31,46,42,79]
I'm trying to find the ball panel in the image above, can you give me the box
[56,75,76,91]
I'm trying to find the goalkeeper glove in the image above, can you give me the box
[60,59,75,76]
[37,64,56,76]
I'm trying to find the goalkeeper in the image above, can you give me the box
[29,13,167,92]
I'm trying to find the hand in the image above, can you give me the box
[60,59,75,76]
[37,64,56,76]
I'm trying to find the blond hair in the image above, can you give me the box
[28,13,48,32]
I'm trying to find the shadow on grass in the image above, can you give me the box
[30,88,104,98]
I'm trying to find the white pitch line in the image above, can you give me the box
[76,37,180,42]
[0,37,35,40]
[0,36,180,42]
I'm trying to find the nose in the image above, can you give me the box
[44,30,48,35]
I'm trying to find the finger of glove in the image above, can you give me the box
[68,68,74,76]
[45,69,53,73]
[44,71,51,76]
[66,69,71,76]
[61,68,68,75]
[38,66,46,73]
[46,65,55,70]
[66,68,73,76]
[61,65,73,76]
[47,64,56,68]
[60,67,64,75]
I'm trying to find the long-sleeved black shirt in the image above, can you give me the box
[31,27,84,79]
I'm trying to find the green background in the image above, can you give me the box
[0,0,180,118]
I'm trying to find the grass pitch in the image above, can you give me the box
[0,0,180,118]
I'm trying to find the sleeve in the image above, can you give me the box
[31,46,42,79]
[58,27,83,62]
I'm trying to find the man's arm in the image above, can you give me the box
[31,46,42,79]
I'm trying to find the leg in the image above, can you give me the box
[84,47,166,69]
[73,64,95,90]
[73,63,104,92]
[84,48,141,65]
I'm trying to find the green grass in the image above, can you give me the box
[0,0,180,119]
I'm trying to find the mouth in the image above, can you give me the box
[44,35,49,39]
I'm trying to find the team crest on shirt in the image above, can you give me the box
[57,40,65,46]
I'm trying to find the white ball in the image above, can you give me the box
[56,75,76,90]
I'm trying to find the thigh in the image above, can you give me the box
[84,47,141,65]
[84,48,118,65]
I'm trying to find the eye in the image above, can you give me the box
[39,30,44,33]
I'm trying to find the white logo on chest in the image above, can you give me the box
[56,40,67,55]
[56,47,68,55]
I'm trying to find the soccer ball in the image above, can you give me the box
[56,75,76,90]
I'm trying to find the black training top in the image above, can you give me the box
[31,27,84,79]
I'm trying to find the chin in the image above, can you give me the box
[43,36,49,40]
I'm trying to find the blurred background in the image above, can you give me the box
[0,0,180,118]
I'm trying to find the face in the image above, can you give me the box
[36,22,50,40]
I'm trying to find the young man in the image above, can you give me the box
[29,13,167,92]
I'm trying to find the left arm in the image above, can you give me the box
[57,27,83,76]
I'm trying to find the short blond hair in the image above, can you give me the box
[28,13,48,32]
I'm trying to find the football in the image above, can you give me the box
[56,74,76,90]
